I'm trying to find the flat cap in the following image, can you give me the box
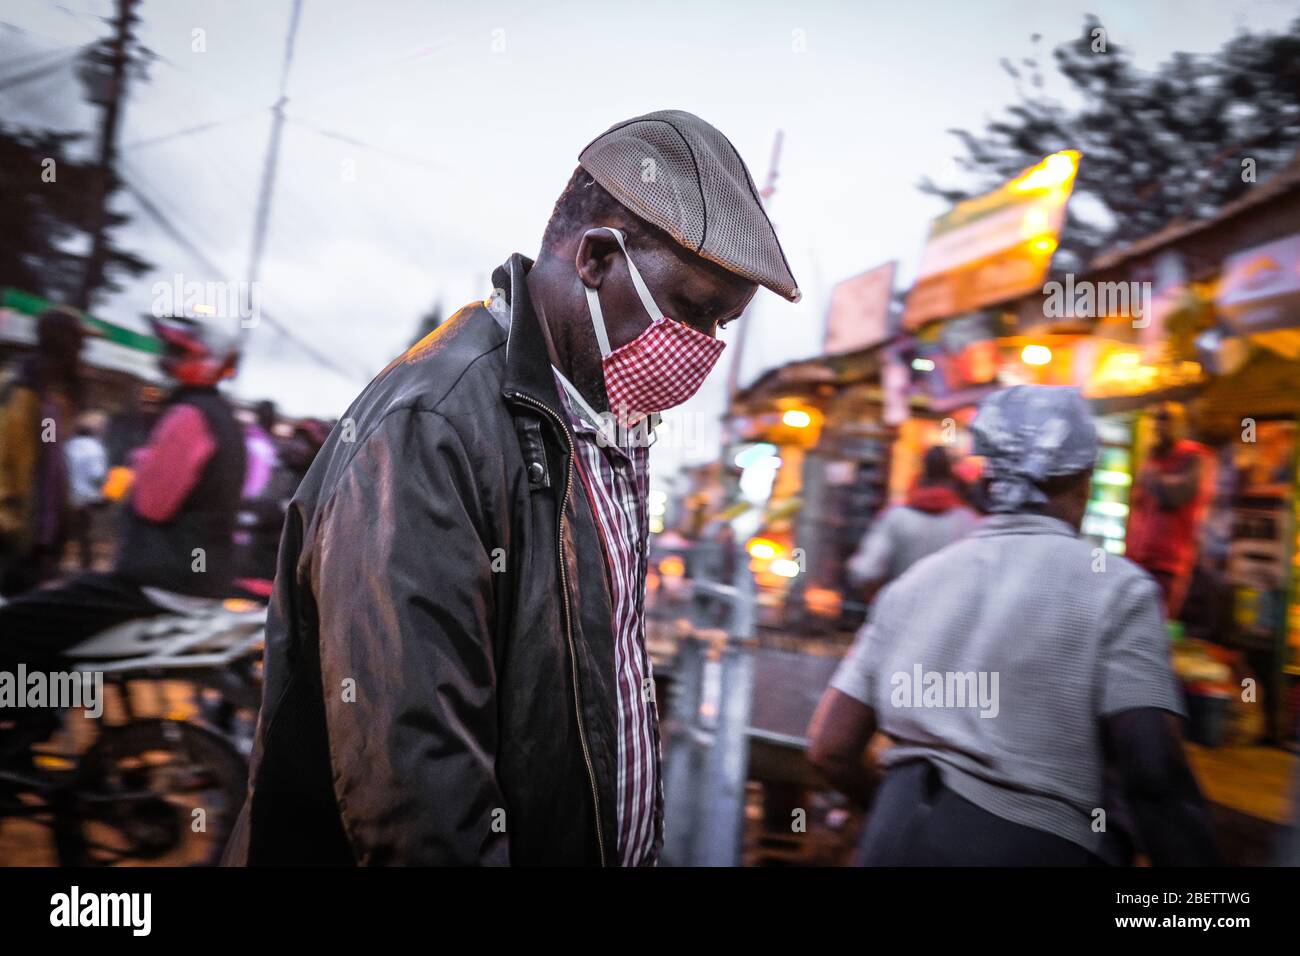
[579,110,801,302]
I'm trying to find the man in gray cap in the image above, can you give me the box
[808,385,1218,866]
[226,110,798,866]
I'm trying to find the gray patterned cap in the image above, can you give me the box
[579,110,801,302]
[971,385,1099,514]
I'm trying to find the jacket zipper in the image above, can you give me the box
[509,390,607,866]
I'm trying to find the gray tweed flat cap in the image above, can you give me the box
[579,109,800,302]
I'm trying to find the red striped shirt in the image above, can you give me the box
[554,371,661,866]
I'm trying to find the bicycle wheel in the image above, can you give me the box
[57,719,248,866]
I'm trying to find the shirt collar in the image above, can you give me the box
[551,367,659,452]
[972,512,1080,540]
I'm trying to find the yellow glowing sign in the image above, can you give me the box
[1084,346,1205,398]
[1009,150,1080,194]
[904,149,1081,328]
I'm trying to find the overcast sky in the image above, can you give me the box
[3,0,1297,485]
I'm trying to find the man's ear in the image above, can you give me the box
[574,228,622,291]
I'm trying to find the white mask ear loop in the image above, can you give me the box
[584,284,613,358]
[583,226,665,359]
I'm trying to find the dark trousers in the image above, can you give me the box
[0,572,167,670]
[858,761,1106,866]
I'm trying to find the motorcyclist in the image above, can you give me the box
[0,314,247,669]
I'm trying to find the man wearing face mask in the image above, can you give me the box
[225,110,800,866]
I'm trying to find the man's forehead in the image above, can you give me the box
[659,241,756,297]
[673,272,755,316]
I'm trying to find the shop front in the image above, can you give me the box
[1076,164,1300,757]
[722,345,893,637]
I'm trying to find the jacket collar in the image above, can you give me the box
[493,254,568,423]
[972,512,1080,539]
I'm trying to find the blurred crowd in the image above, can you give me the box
[0,306,329,605]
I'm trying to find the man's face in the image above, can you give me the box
[575,227,758,353]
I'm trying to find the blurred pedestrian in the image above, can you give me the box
[241,399,279,500]
[235,418,328,584]
[0,315,246,669]
[808,385,1217,866]
[846,444,978,602]
[226,110,801,866]
[1126,401,1214,618]
[65,411,109,570]
[0,307,85,594]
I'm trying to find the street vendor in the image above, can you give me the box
[1126,401,1214,618]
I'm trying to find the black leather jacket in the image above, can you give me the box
[224,255,655,865]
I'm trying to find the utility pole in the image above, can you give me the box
[76,0,138,311]
[723,129,783,406]
[244,0,304,333]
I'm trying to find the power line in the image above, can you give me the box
[50,1,107,39]
[0,42,75,73]
[288,38,454,106]
[122,111,264,150]
[286,116,448,172]
[120,168,372,385]
[244,0,302,316]
[0,48,77,91]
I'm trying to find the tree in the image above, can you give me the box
[0,3,154,309]
[0,123,150,304]
[920,15,1300,273]
[0,123,152,303]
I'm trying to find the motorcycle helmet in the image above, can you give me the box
[149,315,240,386]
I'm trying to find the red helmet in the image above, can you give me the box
[149,315,240,386]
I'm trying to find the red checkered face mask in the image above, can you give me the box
[585,228,726,424]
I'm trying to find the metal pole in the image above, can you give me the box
[722,130,783,409]
[76,0,136,311]
[244,0,304,329]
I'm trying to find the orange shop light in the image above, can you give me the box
[781,408,813,429]
[1021,344,1052,366]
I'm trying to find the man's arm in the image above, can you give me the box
[311,408,508,865]
[130,405,216,522]
[846,510,893,597]
[1104,708,1219,865]
[807,687,879,808]
[1098,574,1218,865]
